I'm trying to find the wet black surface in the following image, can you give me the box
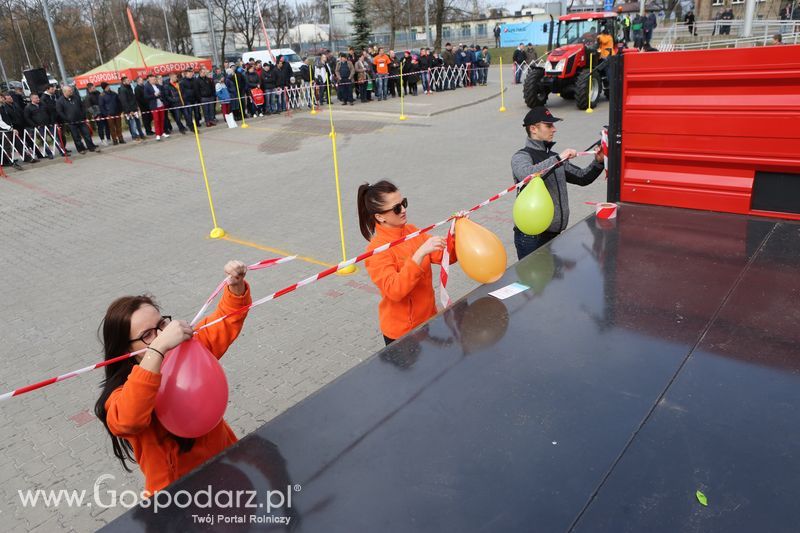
[102,205,799,533]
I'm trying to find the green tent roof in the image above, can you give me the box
[79,42,208,76]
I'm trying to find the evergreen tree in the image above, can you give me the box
[350,0,372,51]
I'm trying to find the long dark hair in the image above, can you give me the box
[94,295,195,473]
[357,180,398,241]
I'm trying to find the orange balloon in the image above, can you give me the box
[455,218,507,284]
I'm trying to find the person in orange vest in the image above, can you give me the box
[358,180,456,345]
[373,48,391,100]
[94,260,251,496]
[597,26,617,59]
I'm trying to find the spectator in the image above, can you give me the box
[388,50,401,97]
[525,42,537,63]
[400,50,413,94]
[315,53,332,104]
[441,43,456,90]
[355,51,372,103]
[143,74,168,141]
[163,73,188,134]
[84,83,111,146]
[511,43,525,83]
[134,77,154,136]
[2,92,35,164]
[480,46,491,85]
[418,48,432,94]
[720,8,734,36]
[56,86,99,154]
[632,14,644,49]
[335,53,355,106]
[99,82,125,145]
[643,11,657,45]
[24,94,55,158]
[245,65,264,116]
[0,93,25,170]
[262,63,278,114]
[156,75,174,135]
[189,68,204,124]
[684,10,697,36]
[373,48,390,100]
[277,55,293,110]
[215,74,232,117]
[198,68,218,126]
[406,56,420,96]
[179,70,198,126]
[40,84,58,126]
[772,33,783,44]
[494,24,501,48]
[118,76,146,142]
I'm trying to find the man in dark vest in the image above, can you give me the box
[510,107,605,259]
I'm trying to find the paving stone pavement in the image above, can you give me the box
[0,68,608,531]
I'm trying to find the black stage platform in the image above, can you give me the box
[103,204,800,532]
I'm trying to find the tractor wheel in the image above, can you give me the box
[574,69,600,110]
[560,86,575,100]
[523,67,548,109]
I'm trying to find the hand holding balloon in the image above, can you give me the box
[140,320,193,373]
[155,339,229,438]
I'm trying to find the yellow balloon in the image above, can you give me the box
[455,218,507,284]
[513,176,554,235]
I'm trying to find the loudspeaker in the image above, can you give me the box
[23,68,51,94]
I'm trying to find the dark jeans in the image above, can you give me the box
[201,96,216,122]
[337,83,353,103]
[514,228,559,260]
[68,123,96,151]
[170,108,187,132]
[142,111,153,135]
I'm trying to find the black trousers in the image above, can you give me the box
[68,123,96,151]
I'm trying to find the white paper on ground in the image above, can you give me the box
[488,282,530,300]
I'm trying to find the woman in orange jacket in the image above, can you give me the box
[358,180,455,345]
[94,260,251,496]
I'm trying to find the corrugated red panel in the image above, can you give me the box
[620,45,800,220]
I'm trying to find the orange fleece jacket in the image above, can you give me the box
[105,283,251,495]
[365,223,456,340]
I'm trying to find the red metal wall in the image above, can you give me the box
[619,45,800,220]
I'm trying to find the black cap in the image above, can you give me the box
[523,107,562,127]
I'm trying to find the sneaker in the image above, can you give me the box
[163,133,170,138]
[113,140,118,146]
[258,113,263,117]
[181,130,187,135]
[78,150,87,154]
[101,139,109,146]
[156,135,161,141]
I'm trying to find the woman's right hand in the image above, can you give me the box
[150,320,193,354]
[413,236,446,264]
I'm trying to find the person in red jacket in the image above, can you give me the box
[94,260,251,496]
[358,180,456,345]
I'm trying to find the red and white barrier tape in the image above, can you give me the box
[0,152,599,402]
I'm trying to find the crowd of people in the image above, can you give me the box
[1,43,492,172]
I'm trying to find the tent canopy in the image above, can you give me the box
[74,42,212,89]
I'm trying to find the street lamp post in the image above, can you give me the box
[162,1,174,52]
[42,0,69,83]
[328,0,334,51]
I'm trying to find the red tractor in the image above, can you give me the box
[524,12,629,110]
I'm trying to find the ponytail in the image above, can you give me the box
[357,180,398,241]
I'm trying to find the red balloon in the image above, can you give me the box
[155,339,229,438]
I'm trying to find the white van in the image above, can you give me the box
[241,48,305,85]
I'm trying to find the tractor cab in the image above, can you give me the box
[524,12,621,111]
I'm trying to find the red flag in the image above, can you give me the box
[127,8,139,41]
[126,8,148,70]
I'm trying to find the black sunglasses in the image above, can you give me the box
[129,316,172,345]
[379,198,408,215]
